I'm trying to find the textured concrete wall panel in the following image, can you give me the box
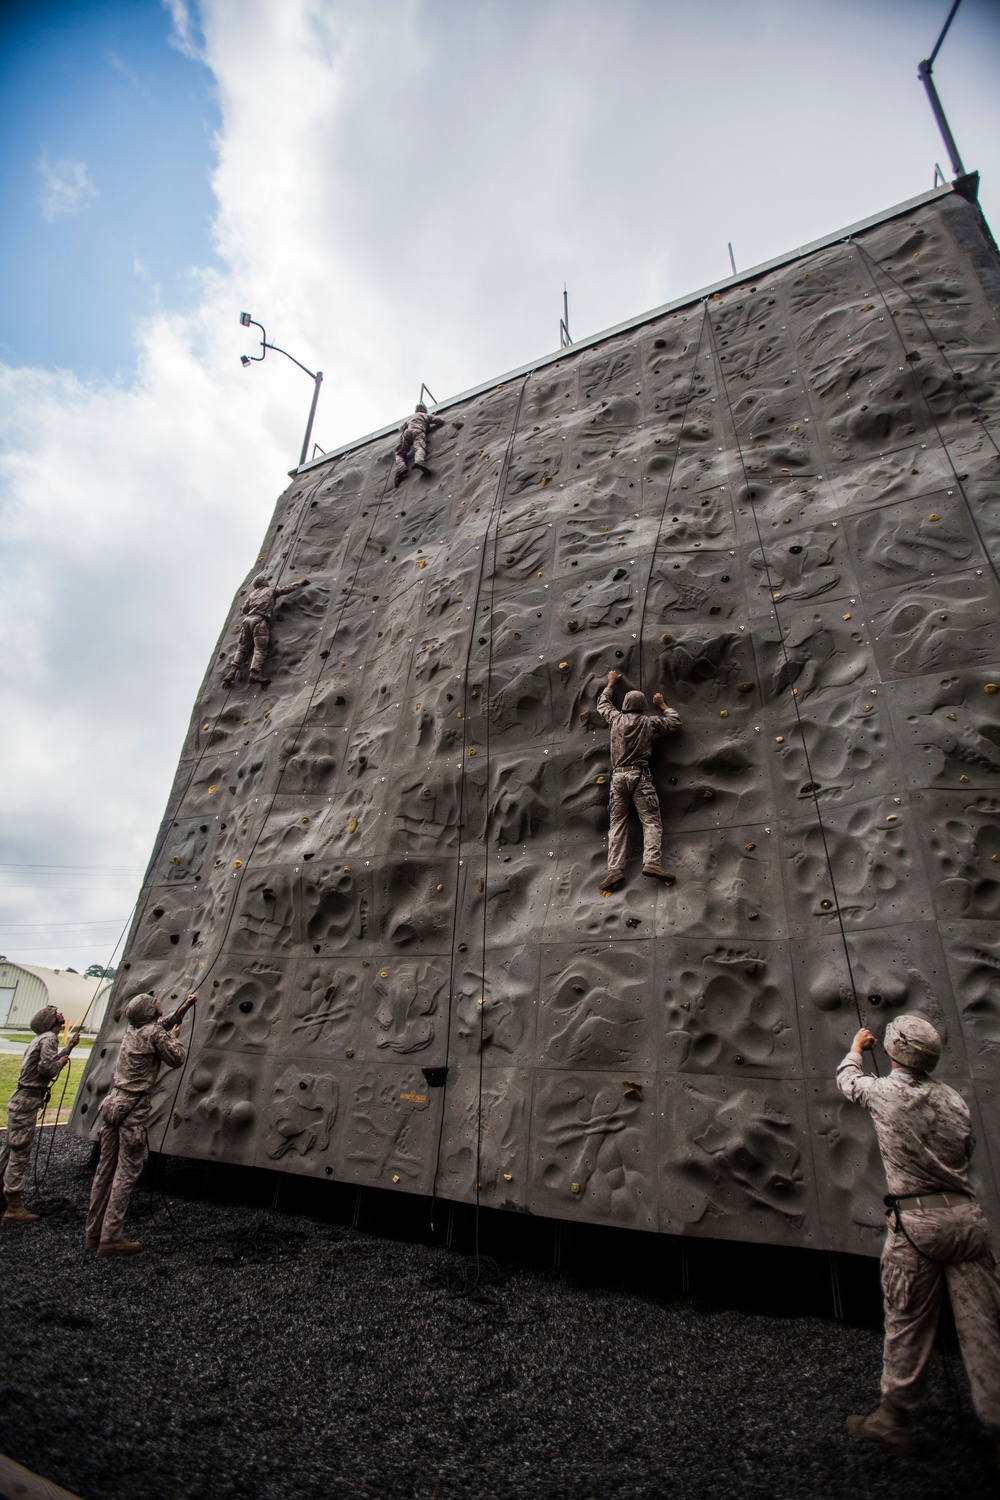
[73,188,1000,1255]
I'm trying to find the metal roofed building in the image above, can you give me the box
[0,960,111,1032]
[74,175,1000,1257]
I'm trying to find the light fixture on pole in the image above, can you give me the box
[239,312,324,468]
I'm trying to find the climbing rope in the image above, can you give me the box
[153,456,401,1156]
[848,236,1000,592]
[428,374,530,1245]
[702,300,870,1041]
[636,305,710,691]
[29,475,333,1188]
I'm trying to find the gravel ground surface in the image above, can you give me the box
[0,1133,997,1500]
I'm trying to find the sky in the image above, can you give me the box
[1,0,999,978]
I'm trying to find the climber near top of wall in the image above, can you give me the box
[838,1017,1000,1462]
[1,1006,82,1224]
[596,668,680,894]
[85,990,194,1257]
[393,402,444,489]
[222,573,310,688]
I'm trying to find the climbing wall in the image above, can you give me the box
[74,183,1000,1256]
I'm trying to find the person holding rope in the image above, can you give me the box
[839,1017,1000,1459]
[597,668,680,893]
[85,990,195,1257]
[221,573,310,688]
[1,1006,82,1224]
[393,402,443,488]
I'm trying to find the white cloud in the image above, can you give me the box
[2,0,999,969]
[37,150,98,223]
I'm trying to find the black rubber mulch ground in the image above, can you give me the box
[0,1133,996,1500]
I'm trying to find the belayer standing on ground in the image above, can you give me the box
[596,668,680,894]
[85,991,195,1257]
[393,402,443,488]
[839,1016,1000,1460]
[1,1006,82,1224]
[222,573,310,687]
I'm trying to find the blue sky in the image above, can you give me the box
[1,0,999,974]
[0,0,218,378]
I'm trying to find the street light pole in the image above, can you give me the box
[917,0,966,180]
[239,313,323,468]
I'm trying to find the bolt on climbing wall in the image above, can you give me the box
[74,183,1000,1256]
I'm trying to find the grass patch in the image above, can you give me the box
[1,1031,93,1049]
[1,1055,89,1123]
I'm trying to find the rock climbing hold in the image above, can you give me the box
[436,883,444,892]
[468,748,478,757]
[623,1081,643,1100]
[559,661,569,671]
[503,1173,513,1182]
[207,785,217,795]
[343,865,351,873]
[392,1175,401,1184]
[733,1054,744,1065]
[960,775,970,783]
[863,704,873,712]
[747,912,759,921]
[233,859,243,869]
[476,878,484,893]
[720,709,729,718]
[775,736,784,744]
[380,970,389,979]
[417,559,426,568]
[596,776,607,786]
[820,899,832,909]
[348,818,358,833]
[744,843,756,852]
[661,634,673,644]
[842,613,852,621]
[886,814,898,822]
[928,514,940,522]
[571,1182,582,1194]
[986,684,998,694]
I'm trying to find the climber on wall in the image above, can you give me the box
[1,1006,82,1224]
[596,668,680,894]
[839,1017,1000,1461]
[222,573,310,688]
[393,402,444,488]
[84,991,195,1256]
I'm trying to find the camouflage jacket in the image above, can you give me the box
[837,1051,974,1198]
[14,1032,70,1095]
[242,580,303,621]
[597,686,681,769]
[112,1022,186,1096]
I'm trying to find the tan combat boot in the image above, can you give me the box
[96,1238,142,1257]
[642,863,675,885]
[846,1399,913,1457]
[600,868,625,893]
[2,1194,40,1224]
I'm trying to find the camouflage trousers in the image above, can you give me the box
[881,1199,1000,1429]
[0,1090,44,1195]
[393,432,428,479]
[85,1091,151,1244]
[227,613,270,678]
[607,767,662,871]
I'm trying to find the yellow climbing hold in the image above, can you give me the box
[380,971,389,979]
[928,513,940,522]
[842,613,852,620]
[775,736,784,744]
[558,661,569,671]
[233,859,243,869]
[720,709,729,718]
[348,817,358,833]
[417,559,426,568]
[960,775,970,783]
[744,843,756,852]
[886,814,898,822]
[986,684,998,694]
[207,785,217,795]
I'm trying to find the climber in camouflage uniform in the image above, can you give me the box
[838,1015,1000,1459]
[222,573,310,687]
[393,402,443,488]
[597,668,681,893]
[85,991,192,1256]
[1,1005,81,1223]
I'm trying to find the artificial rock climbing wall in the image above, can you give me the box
[74,183,1000,1256]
